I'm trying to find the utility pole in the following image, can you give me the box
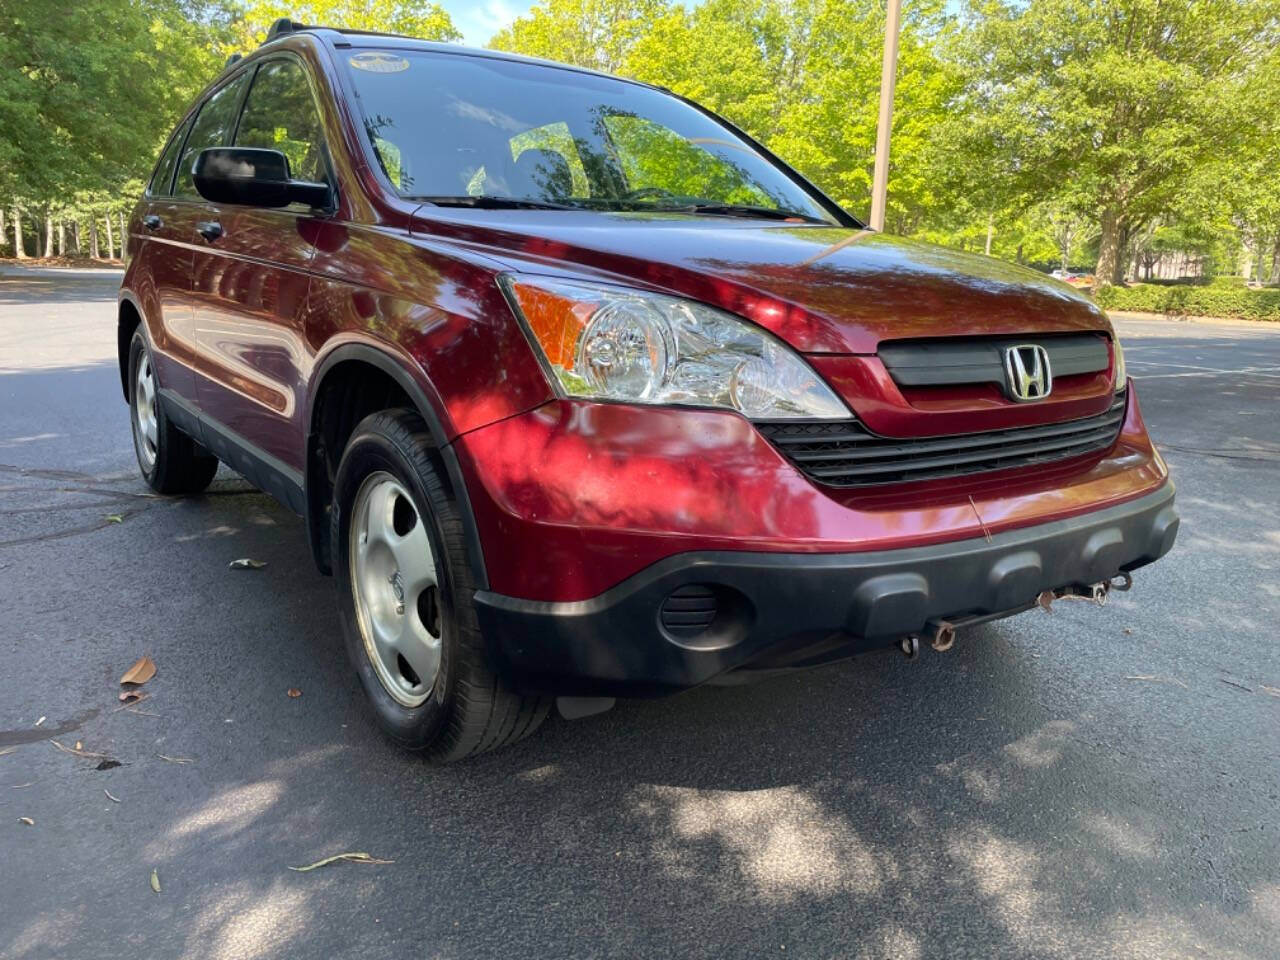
[869,0,903,232]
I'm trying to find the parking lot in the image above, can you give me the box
[2,264,1278,959]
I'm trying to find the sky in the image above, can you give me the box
[441,1,535,46]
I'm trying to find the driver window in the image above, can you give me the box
[235,59,329,185]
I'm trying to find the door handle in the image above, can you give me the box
[142,214,162,231]
[196,220,223,242]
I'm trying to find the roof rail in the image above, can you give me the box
[263,18,308,45]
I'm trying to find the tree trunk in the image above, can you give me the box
[1270,237,1280,286]
[104,212,115,260]
[118,211,126,252]
[0,207,6,253]
[89,217,99,259]
[12,206,26,258]
[72,220,81,255]
[44,212,55,257]
[984,214,994,256]
[57,220,66,256]
[1094,208,1124,287]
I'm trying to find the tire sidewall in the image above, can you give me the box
[331,421,459,748]
[127,331,159,485]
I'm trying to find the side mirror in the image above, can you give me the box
[193,147,332,210]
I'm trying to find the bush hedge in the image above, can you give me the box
[1095,282,1280,321]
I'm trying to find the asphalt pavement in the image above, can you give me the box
[1,263,1278,959]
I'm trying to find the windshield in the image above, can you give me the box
[343,49,840,223]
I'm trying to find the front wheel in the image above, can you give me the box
[128,331,218,494]
[331,408,550,761]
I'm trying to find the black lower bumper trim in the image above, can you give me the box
[476,483,1178,697]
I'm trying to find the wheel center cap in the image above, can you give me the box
[388,570,405,615]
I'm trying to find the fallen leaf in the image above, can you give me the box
[228,558,267,570]
[1262,685,1280,698]
[118,690,144,705]
[34,716,45,727]
[120,656,156,686]
[50,740,116,761]
[288,852,394,872]
[104,788,121,803]
[150,869,160,893]
[18,817,34,826]
[1036,590,1054,614]
[74,740,82,751]
[104,514,124,524]
[95,759,122,771]
[287,688,302,698]
[156,754,193,764]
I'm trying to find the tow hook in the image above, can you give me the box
[1039,573,1134,613]
[927,619,957,652]
[899,635,919,659]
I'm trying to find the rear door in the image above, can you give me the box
[164,71,252,418]
[133,113,198,406]
[191,55,330,475]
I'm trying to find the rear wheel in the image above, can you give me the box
[331,408,550,761]
[128,331,218,494]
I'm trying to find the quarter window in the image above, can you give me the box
[174,73,251,198]
[235,59,328,185]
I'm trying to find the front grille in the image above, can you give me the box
[758,392,1127,487]
[878,334,1109,393]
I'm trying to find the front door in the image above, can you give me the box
[190,56,332,475]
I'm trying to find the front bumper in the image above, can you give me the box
[475,482,1178,697]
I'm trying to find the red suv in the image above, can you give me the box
[120,21,1178,760]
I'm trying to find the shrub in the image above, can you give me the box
[1095,283,1280,321]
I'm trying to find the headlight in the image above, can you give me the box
[500,275,849,420]
[1113,338,1127,391]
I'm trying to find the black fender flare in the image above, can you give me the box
[305,343,489,590]
[116,289,147,401]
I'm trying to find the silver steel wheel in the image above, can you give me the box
[133,350,159,469]
[349,471,443,707]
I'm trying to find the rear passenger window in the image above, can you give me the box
[235,59,328,185]
[174,73,251,198]
[148,116,193,197]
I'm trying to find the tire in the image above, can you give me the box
[331,408,551,761]
[128,330,219,495]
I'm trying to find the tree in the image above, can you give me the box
[950,0,1280,287]
[229,1,459,49]
[489,0,665,73]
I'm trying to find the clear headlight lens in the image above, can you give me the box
[500,275,849,420]
[1113,337,1127,391]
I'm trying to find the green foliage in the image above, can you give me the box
[1,0,1276,280]
[229,1,459,49]
[1096,283,1280,321]
[489,0,664,73]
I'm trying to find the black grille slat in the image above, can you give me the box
[661,585,718,637]
[879,334,1110,390]
[758,393,1127,487]
[803,425,1122,479]
[786,409,1123,464]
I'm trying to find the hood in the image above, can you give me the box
[411,210,1111,354]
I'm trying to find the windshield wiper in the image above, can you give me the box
[654,202,827,223]
[410,195,577,211]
